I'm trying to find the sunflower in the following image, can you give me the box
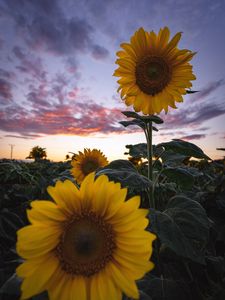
[114,27,196,114]
[71,148,108,184]
[16,173,156,300]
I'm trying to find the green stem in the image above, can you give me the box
[146,121,155,208]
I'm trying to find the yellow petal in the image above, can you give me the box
[70,277,86,300]
[97,268,122,300]
[27,200,66,225]
[165,32,182,54]
[16,255,48,278]
[120,42,137,60]
[109,262,139,299]
[48,270,70,300]
[79,172,96,209]
[17,225,60,258]
[114,251,154,275]
[20,255,59,299]
[125,96,135,106]
[47,180,81,214]
[158,27,170,49]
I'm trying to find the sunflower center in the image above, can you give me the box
[135,55,171,95]
[56,210,116,277]
[82,160,99,175]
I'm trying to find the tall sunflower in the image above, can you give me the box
[16,173,156,300]
[114,27,196,114]
[71,148,108,184]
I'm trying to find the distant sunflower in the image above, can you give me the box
[114,27,196,114]
[71,148,108,183]
[16,173,156,300]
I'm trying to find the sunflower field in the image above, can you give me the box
[0,139,225,300]
[0,27,225,300]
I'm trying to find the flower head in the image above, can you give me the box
[71,148,108,184]
[114,27,196,114]
[16,173,156,300]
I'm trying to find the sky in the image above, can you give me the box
[0,0,225,162]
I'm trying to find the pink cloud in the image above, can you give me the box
[0,100,137,136]
[179,134,206,141]
[68,88,79,99]
[13,46,47,81]
[0,78,13,101]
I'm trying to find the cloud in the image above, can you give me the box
[26,85,50,107]
[0,99,135,136]
[163,102,225,129]
[191,79,225,102]
[179,134,206,141]
[0,78,13,101]
[0,37,3,49]
[0,68,16,80]
[64,57,81,78]
[91,45,109,60]
[4,134,43,139]
[13,46,47,81]
[2,0,109,60]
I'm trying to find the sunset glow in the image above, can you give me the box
[0,0,224,161]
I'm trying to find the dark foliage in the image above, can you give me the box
[0,138,225,299]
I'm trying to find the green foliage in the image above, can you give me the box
[158,139,211,160]
[162,167,195,189]
[121,111,164,124]
[149,195,210,264]
[96,160,151,200]
[0,138,225,299]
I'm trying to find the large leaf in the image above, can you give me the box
[121,111,164,124]
[125,143,163,159]
[31,292,49,299]
[160,149,190,166]
[158,139,211,160]
[120,119,146,130]
[0,273,21,300]
[162,167,195,189]
[140,275,191,300]
[149,195,210,264]
[125,144,148,159]
[123,290,152,300]
[0,209,24,246]
[96,160,151,193]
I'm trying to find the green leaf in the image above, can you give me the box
[186,89,199,93]
[158,139,211,160]
[119,119,146,129]
[96,160,151,194]
[102,159,136,171]
[141,276,191,300]
[149,195,210,264]
[125,144,148,159]
[162,167,195,189]
[123,290,152,299]
[121,111,164,124]
[159,149,190,166]
[31,292,49,299]
[0,273,21,300]
[121,111,140,119]
[138,115,164,124]
[0,209,24,245]
[152,126,158,132]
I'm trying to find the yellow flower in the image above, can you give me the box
[71,148,108,184]
[114,27,196,114]
[16,173,156,300]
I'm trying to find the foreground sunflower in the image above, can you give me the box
[114,27,196,114]
[71,148,108,183]
[16,173,156,300]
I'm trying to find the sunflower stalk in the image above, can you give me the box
[146,121,155,208]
